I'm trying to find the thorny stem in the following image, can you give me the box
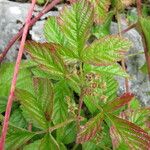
[117,12,130,93]
[136,0,150,80]
[0,0,61,63]
[0,0,36,149]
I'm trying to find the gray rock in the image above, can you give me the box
[0,0,30,61]
[111,22,150,106]
[0,0,59,61]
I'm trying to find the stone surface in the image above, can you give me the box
[0,0,59,61]
[111,22,150,106]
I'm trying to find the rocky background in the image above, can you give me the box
[0,0,150,105]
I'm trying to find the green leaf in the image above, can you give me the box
[15,89,48,129]
[33,78,54,121]
[92,12,113,38]
[44,17,66,46]
[23,140,41,150]
[0,62,34,97]
[82,36,132,65]
[10,108,27,128]
[103,93,134,112]
[0,97,7,113]
[52,80,70,124]
[140,62,148,74]
[25,42,65,80]
[123,108,150,133]
[108,114,150,149]
[82,142,98,150]
[140,17,150,53]
[76,112,104,143]
[60,122,76,144]
[84,64,129,77]
[102,75,118,102]
[89,0,111,23]
[83,96,98,114]
[58,0,94,57]
[6,130,35,150]
[39,134,59,150]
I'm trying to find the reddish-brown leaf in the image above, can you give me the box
[103,93,134,112]
[76,112,104,144]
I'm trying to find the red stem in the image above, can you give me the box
[137,0,142,17]
[0,0,61,63]
[0,0,36,149]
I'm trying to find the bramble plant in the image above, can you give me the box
[1,0,150,149]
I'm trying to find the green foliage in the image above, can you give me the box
[140,17,150,54]
[1,0,150,149]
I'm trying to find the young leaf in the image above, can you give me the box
[103,93,134,112]
[76,112,104,144]
[25,42,65,80]
[15,89,48,129]
[108,114,150,149]
[58,0,94,57]
[82,36,132,65]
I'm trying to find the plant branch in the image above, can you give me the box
[0,0,36,149]
[137,0,142,17]
[120,23,137,35]
[0,0,61,63]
